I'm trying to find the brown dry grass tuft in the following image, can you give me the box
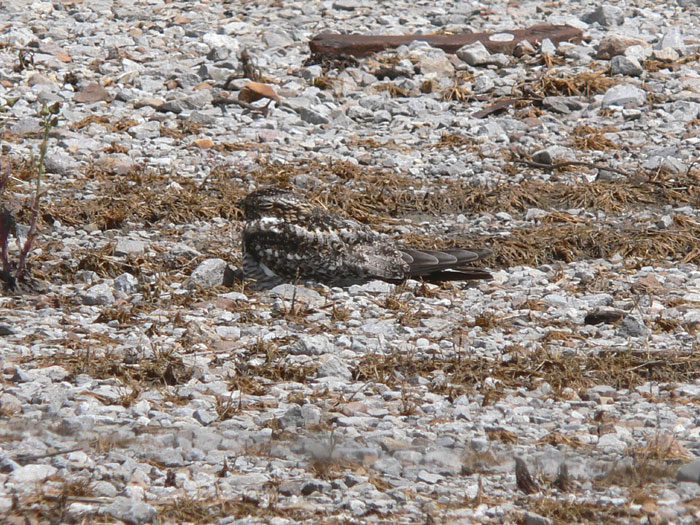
[354,348,700,402]
[517,68,619,98]
[519,496,642,524]
[570,125,620,151]
[27,344,193,389]
[155,494,328,524]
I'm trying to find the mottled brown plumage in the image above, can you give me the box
[240,187,492,289]
[514,457,539,495]
[552,462,576,492]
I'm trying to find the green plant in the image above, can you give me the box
[0,101,59,289]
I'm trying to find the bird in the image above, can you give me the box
[239,187,492,289]
[514,457,540,495]
[551,462,576,492]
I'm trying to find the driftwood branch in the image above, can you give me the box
[310,24,583,58]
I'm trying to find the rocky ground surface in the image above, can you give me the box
[2,0,700,523]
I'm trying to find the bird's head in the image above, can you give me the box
[239,187,313,221]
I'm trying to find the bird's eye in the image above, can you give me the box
[258,201,273,209]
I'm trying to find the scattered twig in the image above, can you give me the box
[514,159,636,178]
[14,446,83,465]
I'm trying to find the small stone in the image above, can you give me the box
[524,512,554,525]
[677,460,700,482]
[114,273,139,293]
[532,146,576,164]
[602,84,646,107]
[456,41,491,66]
[582,6,624,26]
[105,497,157,524]
[333,0,361,10]
[316,354,351,380]
[80,282,115,306]
[540,38,556,55]
[114,239,145,256]
[417,470,444,484]
[10,464,57,483]
[597,35,646,59]
[657,26,684,50]
[269,284,324,307]
[348,280,395,294]
[193,408,218,426]
[610,56,643,76]
[189,258,234,288]
[74,82,111,103]
[44,151,79,175]
[617,315,650,337]
[193,137,215,149]
[652,48,680,62]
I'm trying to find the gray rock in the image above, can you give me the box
[44,150,79,175]
[291,334,335,356]
[333,0,361,10]
[652,48,680,62]
[532,146,576,164]
[301,479,330,495]
[524,512,554,525]
[114,239,146,256]
[193,408,218,426]
[316,354,351,380]
[299,106,330,125]
[348,280,395,294]
[81,282,115,306]
[617,315,650,337]
[456,41,491,66]
[279,405,304,429]
[602,84,646,107]
[582,6,624,26]
[105,497,157,524]
[540,38,556,55]
[610,55,643,76]
[114,273,139,293]
[189,258,232,288]
[676,460,700,482]
[657,26,684,50]
[269,284,324,307]
[9,464,57,483]
[417,469,444,483]
[10,117,42,134]
[408,45,454,77]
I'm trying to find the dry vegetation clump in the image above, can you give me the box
[642,52,700,73]
[516,68,619,98]
[155,494,330,524]
[27,345,193,390]
[353,347,700,402]
[517,496,643,524]
[569,125,620,151]
[45,167,243,231]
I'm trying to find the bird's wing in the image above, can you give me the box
[400,248,492,277]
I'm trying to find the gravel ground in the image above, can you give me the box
[2,0,700,523]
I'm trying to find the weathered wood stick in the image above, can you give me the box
[309,24,583,57]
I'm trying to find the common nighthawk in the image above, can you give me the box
[239,187,492,289]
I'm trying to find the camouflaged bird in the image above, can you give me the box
[240,187,492,289]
